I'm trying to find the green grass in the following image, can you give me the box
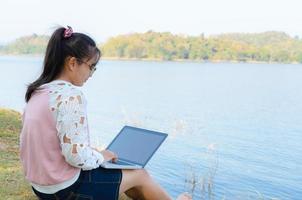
[0,108,133,200]
[0,108,36,200]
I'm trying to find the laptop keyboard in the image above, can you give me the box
[111,160,133,165]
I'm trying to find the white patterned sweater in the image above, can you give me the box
[47,80,104,169]
[30,80,104,193]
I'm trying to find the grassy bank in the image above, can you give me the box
[0,108,35,199]
[0,108,132,200]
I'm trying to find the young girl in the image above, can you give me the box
[20,26,191,200]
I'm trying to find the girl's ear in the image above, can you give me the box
[66,56,77,72]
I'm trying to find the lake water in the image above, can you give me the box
[0,56,301,200]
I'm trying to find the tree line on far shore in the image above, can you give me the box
[1,31,302,63]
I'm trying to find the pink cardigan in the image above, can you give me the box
[20,86,79,185]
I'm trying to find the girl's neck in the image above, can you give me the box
[55,74,73,84]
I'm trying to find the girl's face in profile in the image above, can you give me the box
[72,53,99,86]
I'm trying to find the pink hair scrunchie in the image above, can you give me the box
[63,26,73,38]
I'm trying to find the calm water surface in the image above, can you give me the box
[0,56,301,199]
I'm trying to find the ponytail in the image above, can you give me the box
[25,26,100,102]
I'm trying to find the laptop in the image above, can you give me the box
[101,125,168,169]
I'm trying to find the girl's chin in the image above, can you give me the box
[74,81,84,87]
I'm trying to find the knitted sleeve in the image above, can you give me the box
[49,84,104,170]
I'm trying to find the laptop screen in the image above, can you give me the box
[107,126,168,166]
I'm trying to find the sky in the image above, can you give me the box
[0,0,301,44]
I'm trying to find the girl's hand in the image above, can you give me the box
[101,150,118,163]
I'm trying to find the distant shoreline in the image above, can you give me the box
[0,54,300,65]
[1,31,302,64]
[102,56,301,65]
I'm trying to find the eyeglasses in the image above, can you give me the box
[77,59,97,76]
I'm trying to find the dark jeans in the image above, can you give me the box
[32,167,122,200]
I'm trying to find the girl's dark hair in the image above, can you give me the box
[25,26,101,102]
